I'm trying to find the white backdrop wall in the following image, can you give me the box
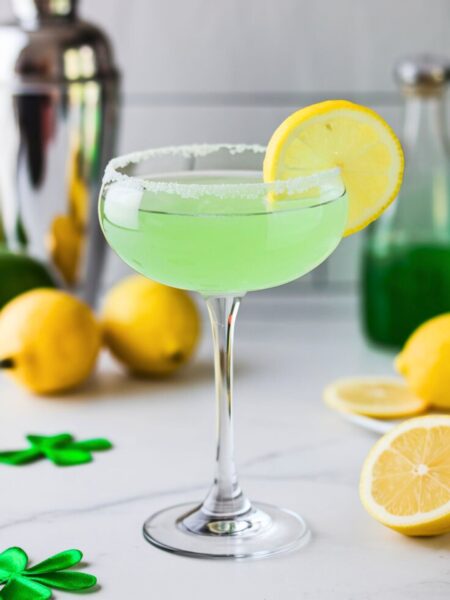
[0,0,443,95]
[1,0,449,289]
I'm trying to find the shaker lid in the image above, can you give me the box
[394,55,449,94]
[0,0,119,85]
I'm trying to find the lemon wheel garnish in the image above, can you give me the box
[360,415,450,536]
[324,377,427,419]
[263,100,404,236]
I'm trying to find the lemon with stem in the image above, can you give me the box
[0,289,101,394]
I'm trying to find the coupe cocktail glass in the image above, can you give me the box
[99,144,347,559]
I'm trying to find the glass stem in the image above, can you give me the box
[201,296,252,518]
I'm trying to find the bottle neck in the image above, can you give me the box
[403,92,448,157]
[12,0,78,27]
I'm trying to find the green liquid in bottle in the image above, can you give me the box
[362,242,450,348]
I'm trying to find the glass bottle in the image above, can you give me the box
[361,55,450,348]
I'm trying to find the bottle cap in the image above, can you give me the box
[394,55,449,95]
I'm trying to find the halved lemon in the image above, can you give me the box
[263,100,404,236]
[324,377,427,419]
[360,415,450,536]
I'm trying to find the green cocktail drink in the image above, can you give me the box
[100,171,347,295]
[99,143,348,561]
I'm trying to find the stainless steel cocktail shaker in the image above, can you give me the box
[0,0,120,305]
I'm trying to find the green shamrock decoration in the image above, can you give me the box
[0,433,112,467]
[0,547,97,599]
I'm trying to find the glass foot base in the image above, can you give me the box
[143,501,310,560]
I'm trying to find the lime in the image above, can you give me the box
[0,251,56,309]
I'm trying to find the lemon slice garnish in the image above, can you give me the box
[324,377,427,419]
[263,100,404,236]
[360,415,450,536]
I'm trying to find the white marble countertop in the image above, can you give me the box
[0,293,448,599]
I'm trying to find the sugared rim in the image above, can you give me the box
[102,143,344,201]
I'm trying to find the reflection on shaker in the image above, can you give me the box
[47,214,82,286]
[16,94,54,188]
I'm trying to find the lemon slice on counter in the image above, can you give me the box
[360,415,450,536]
[263,100,404,235]
[324,377,428,419]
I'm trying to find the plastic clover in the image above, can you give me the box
[0,547,97,599]
[0,433,112,467]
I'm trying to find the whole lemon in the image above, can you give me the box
[395,314,450,408]
[102,276,200,376]
[0,289,101,394]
